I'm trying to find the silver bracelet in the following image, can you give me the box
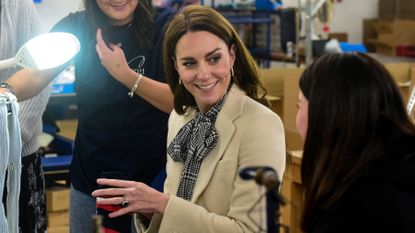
[128,73,143,98]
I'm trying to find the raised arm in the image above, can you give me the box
[0,66,64,101]
[95,28,174,113]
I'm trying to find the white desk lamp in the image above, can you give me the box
[0,32,80,70]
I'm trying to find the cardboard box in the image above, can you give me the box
[279,68,304,151]
[362,19,415,55]
[363,19,378,40]
[55,119,78,141]
[47,210,69,227]
[328,32,348,42]
[259,68,285,98]
[281,149,303,233]
[385,63,415,103]
[378,0,398,20]
[375,20,395,55]
[285,128,304,151]
[259,68,285,116]
[376,42,395,56]
[379,0,415,20]
[400,0,415,20]
[282,68,303,130]
[375,20,394,34]
[46,185,70,212]
[362,19,378,52]
[47,226,69,233]
[259,67,304,150]
[375,20,415,55]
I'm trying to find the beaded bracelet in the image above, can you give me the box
[128,73,142,98]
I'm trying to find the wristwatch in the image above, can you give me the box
[0,82,15,95]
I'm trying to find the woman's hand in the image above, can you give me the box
[95,28,131,82]
[91,178,170,219]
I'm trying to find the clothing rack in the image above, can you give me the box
[0,95,12,115]
[6,98,11,115]
[0,93,21,233]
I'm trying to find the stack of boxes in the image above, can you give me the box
[363,0,415,56]
[46,184,70,233]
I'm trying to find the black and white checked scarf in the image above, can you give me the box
[167,92,228,201]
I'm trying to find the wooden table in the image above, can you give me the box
[280,150,303,233]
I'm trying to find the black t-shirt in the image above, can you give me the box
[51,8,175,194]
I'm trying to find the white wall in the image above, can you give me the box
[283,0,379,43]
[329,0,378,43]
[35,0,82,33]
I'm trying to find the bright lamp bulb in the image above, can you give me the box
[25,32,80,70]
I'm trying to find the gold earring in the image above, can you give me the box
[231,67,234,77]
[179,78,182,84]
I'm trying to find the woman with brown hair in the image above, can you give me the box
[92,5,286,233]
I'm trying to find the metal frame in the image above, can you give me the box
[299,0,330,64]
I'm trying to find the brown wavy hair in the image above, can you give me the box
[162,5,268,114]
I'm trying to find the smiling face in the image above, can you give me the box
[296,90,309,140]
[174,31,235,113]
[96,0,138,25]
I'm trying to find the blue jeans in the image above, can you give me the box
[70,186,97,233]
[70,185,137,233]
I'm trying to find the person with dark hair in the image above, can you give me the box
[1,0,175,232]
[92,5,286,233]
[296,52,415,233]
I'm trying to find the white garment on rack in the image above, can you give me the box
[0,93,22,233]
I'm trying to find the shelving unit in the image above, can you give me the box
[222,10,273,67]
[218,8,297,67]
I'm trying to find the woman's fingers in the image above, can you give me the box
[95,43,103,59]
[91,178,137,197]
[95,28,111,58]
[95,196,123,205]
[109,43,122,50]
[95,196,130,218]
[108,205,132,218]
[92,187,125,197]
[96,178,135,188]
[91,182,167,216]
[96,28,107,49]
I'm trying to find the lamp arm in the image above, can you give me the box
[0,57,18,71]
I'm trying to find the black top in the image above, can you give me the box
[51,8,175,194]
[309,143,415,233]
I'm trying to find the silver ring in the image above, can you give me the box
[121,196,128,207]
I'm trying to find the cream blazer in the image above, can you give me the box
[138,85,286,233]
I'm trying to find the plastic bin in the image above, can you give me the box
[339,42,368,53]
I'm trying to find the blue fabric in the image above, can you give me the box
[69,186,99,233]
[150,168,166,192]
